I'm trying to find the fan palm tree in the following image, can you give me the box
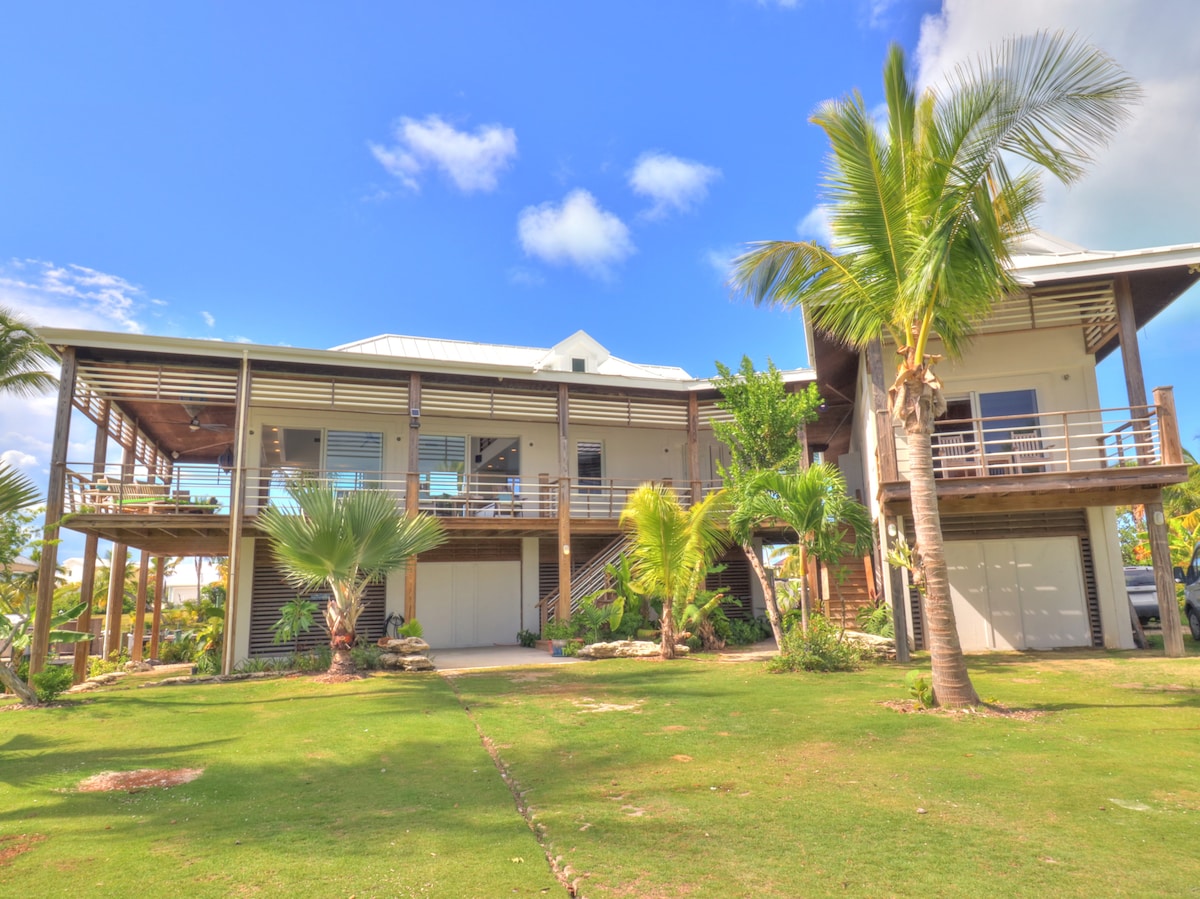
[0,305,55,398]
[729,465,872,643]
[732,34,1139,706]
[257,483,446,676]
[619,485,731,659]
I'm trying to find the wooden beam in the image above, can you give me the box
[72,533,99,684]
[1154,386,1183,466]
[30,347,76,677]
[557,383,571,619]
[687,392,700,504]
[865,339,898,483]
[104,540,128,657]
[131,551,150,662]
[221,354,252,675]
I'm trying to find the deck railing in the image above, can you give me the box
[892,404,1166,480]
[63,464,721,521]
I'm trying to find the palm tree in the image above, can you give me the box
[257,483,446,676]
[0,464,41,516]
[619,485,731,659]
[0,305,55,398]
[732,34,1139,706]
[730,465,873,641]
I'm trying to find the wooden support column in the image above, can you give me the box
[221,354,252,674]
[687,393,701,504]
[556,383,572,620]
[103,541,128,657]
[881,515,910,662]
[1115,275,1184,657]
[865,338,898,482]
[72,534,100,683]
[72,401,110,683]
[149,557,166,660]
[29,348,76,678]
[1154,386,1182,466]
[131,552,150,662]
[404,373,421,623]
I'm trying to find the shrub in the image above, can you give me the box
[350,642,383,670]
[768,614,867,673]
[193,650,220,675]
[292,645,332,673]
[727,616,771,646]
[905,670,934,708]
[855,602,895,638]
[234,657,278,674]
[89,650,130,678]
[32,665,74,702]
[398,619,423,639]
[516,629,538,648]
[158,637,196,664]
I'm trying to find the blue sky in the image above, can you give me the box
[3,1,1200,557]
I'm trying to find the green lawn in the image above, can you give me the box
[4,650,1200,897]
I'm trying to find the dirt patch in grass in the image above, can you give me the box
[77,768,204,793]
[0,833,45,866]
[880,700,1047,720]
[312,672,367,684]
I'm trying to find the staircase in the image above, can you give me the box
[538,534,630,624]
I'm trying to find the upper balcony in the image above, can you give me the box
[880,400,1188,514]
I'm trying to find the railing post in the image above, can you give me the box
[1061,411,1071,472]
[1154,386,1182,466]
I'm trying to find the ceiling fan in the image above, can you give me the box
[182,403,232,432]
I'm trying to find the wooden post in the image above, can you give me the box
[72,534,100,683]
[149,556,166,660]
[1115,275,1184,657]
[131,552,150,662]
[556,383,572,620]
[29,347,76,678]
[866,338,899,482]
[404,373,421,623]
[1154,386,1182,466]
[104,541,128,657]
[221,354,252,674]
[882,514,910,662]
[687,392,701,504]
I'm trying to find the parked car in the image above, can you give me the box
[1124,566,1160,623]
[1174,552,1200,641]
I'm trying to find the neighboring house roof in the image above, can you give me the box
[10,555,36,574]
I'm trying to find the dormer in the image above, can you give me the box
[535,330,611,374]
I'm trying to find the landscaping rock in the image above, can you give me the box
[576,640,690,659]
[86,672,127,686]
[124,661,153,673]
[377,637,430,655]
[378,652,435,671]
[843,630,898,660]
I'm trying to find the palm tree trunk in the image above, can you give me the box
[0,662,38,705]
[904,383,979,708]
[328,646,356,677]
[799,546,810,634]
[742,544,783,646]
[659,598,677,659]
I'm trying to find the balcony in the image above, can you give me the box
[881,403,1187,514]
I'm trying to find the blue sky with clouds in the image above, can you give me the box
[3,1,1200,558]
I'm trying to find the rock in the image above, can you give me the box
[377,637,430,655]
[378,652,435,671]
[86,672,127,685]
[123,661,153,673]
[843,630,898,660]
[576,640,690,659]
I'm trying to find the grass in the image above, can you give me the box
[4,648,1200,897]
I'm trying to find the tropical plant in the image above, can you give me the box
[619,484,731,659]
[0,598,90,704]
[31,664,74,702]
[768,613,867,673]
[732,34,1139,706]
[0,305,56,399]
[729,465,872,641]
[271,596,319,652]
[397,619,423,639]
[257,483,446,677]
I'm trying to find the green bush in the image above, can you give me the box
[31,665,74,702]
[350,642,383,670]
[516,629,538,648]
[158,637,196,664]
[905,670,934,708]
[89,650,130,678]
[398,619,423,639]
[292,646,332,673]
[768,614,867,673]
[855,602,895,638]
[193,650,220,675]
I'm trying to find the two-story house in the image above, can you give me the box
[29,329,815,673]
[806,233,1200,655]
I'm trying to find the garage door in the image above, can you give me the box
[417,561,521,648]
[944,537,1090,651]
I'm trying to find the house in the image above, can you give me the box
[27,329,817,672]
[807,233,1200,655]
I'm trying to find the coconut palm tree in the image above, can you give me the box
[0,464,40,517]
[619,485,731,659]
[0,305,55,398]
[257,483,446,676]
[729,465,872,640]
[732,34,1139,706]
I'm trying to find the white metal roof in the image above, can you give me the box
[1010,231,1200,285]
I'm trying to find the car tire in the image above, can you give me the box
[1188,608,1200,642]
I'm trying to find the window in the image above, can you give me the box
[571,357,587,373]
[577,441,603,489]
[979,389,1039,459]
[419,435,466,497]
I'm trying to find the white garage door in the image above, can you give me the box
[417,561,521,648]
[944,537,1090,651]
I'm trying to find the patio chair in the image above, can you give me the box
[1010,429,1047,473]
[933,432,980,478]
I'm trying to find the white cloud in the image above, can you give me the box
[370,115,517,194]
[629,152,721,219]
[517,190,635,278]
[915,0,1200,250]
[1,449,36,469]
[201,310,215,327]
[0,258,155,333]
[703,247,738,285]
[796,205,834,245]
[507,266,546,288]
